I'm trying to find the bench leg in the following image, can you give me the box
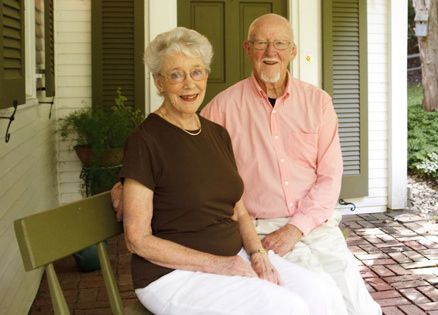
[97,241,124,315]
[46,263,70,315]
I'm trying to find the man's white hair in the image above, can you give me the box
[247,13,294,44]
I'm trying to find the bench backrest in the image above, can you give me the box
[15,191,122,270]
[14,191,129,314]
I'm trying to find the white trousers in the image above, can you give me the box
[254,211,382,315]
[135,249,346,315]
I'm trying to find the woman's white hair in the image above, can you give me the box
[144,27,213,75]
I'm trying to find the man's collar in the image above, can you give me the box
[249,72,292,100]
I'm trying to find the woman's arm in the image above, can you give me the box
[123,178,256,278]
[233,199,281,284]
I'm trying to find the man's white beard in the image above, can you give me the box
[260,71,281,83]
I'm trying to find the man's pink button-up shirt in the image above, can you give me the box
[201,73,343,235]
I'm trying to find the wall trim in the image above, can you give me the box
[148,0,177,112]
[388,0,408,209]
[25,0,37,99]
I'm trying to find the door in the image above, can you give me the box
[178,0,288,106]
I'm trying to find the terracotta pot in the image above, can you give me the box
[74,145,124,167]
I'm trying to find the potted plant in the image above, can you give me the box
[58,89,143,272]
[59,88,144,168]
[59,88,143,195]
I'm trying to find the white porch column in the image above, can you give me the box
[148,0,177,112]
[388,0,408,209]
[290,0,322,87]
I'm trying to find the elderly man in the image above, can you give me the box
[113,13,381,315]
[200,14,381,315]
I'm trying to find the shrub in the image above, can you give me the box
[408,103,438,180]
[413,152,438,179]
[59,89,144,196]
[59,88,144,150]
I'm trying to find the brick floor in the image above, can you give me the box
[29,210,438,315]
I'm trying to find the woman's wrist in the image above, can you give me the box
[249,248,267,257]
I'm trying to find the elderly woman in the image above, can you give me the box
[120,27,340,315]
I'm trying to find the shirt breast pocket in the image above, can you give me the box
[287,132,318,167]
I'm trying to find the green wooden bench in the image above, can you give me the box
[14,191,152,315]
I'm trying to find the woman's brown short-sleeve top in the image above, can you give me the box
[119,113,244,289]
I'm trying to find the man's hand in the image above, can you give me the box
[111,182,124,221]
[261,224,303,256]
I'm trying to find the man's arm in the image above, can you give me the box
[287,99,343,236]
[263,99,343,255]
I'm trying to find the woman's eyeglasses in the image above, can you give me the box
[159,68,208,84]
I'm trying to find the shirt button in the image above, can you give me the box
[288,203,293,208]
[272,110,277,114]
[280,158,285,163]
[274,135,279,139]
[285,181,289,185]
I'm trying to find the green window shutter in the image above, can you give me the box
[0,0,26,109]
[323,0,368,198]
[92,0,145,112]
[44,0,55,97]
[35,0,44,79]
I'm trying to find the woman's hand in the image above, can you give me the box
[214,255,257,278]
[232,198,281,284]
[250,252,281,285]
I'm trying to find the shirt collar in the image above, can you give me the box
[249,72,292,100]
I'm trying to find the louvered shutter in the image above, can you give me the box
[0,0,25,109]
[323,0,368,198]
[35,0,44,78]
[92,0,145,111]
[44,0,55,97]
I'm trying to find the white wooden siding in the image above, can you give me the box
[0,1,59,313]
[55,0,92,204]
[0,101,58,314]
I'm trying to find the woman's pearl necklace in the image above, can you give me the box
[156,109,202,136]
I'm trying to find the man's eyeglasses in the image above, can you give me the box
[159,68,208,84]
[248,40,291,50]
